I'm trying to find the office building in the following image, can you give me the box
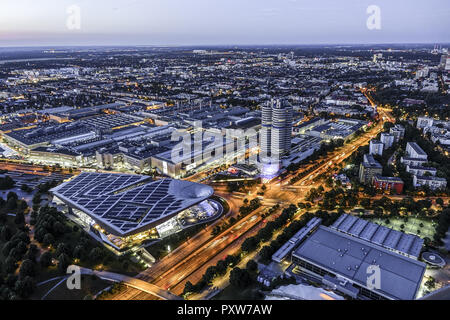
[417,117,434,130]
[406,165,437,177]
[260,99,293,159]
[405,142,428,160]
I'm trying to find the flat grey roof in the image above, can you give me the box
[331,214,424,258]
[272,217,322,263]
[293,226,426,300]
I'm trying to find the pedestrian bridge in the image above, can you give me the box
[80,267,183,300]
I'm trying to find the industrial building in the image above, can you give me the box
[290,215,426,300]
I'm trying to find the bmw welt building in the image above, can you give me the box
[51,172,222,254]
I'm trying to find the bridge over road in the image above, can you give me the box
[79,267,183,300]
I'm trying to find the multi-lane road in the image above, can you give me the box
[107,106,393,300]
[2,98,395,301]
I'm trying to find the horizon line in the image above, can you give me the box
[1,41,450,50]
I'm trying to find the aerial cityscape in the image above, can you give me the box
[0,0,449,307]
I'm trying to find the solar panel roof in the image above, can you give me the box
[51,172,214,236]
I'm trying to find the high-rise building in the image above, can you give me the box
[373,53,382,63]
[260,102,272,159]
[260,99,293,159]
[405,142,428,160]
[380,133,395,149]
[440,54,449,70]
[389,124,405,143]
[369,139,384,156]
[359,154,383,184]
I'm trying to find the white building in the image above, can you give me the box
[417,117,434,130]
[380,133,395,149]
[405,142,428,160]
[406,165,437,177]
[390,124,405,142]
[413,175,447,190]
[369,140,384,156]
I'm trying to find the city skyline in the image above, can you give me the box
[0,1,449,304]
[1,0,450,47]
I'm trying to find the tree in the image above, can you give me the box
[203,266,217,284]
[425,277,436,289]
[0,226,13,242]
[89,247,103,263]
[6,197,17,210]
[241,237,258,253]
[183,281,196,295]
[229,267,252,289]
[215,260,227,276]
[52,221,66,235]
[57,253,71,274]
[7,191,18,201]
[19,259,36,279]
[224,255,238,267]
[246,260,258,273]
[40,251,53,268]
[259,245,275,263]
[42,233,55,247]
[55,243,69,257]
[14,212,25,225]
[0,176,15,190]
[5,257,17,274]
[72,245,85,260]
[0,212,6,224]
[14,276,36,298]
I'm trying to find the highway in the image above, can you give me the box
[3,94,396,301]
[110,200,282,300]
[106,106,392,300]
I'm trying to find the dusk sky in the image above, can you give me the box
[0,0,449,47]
